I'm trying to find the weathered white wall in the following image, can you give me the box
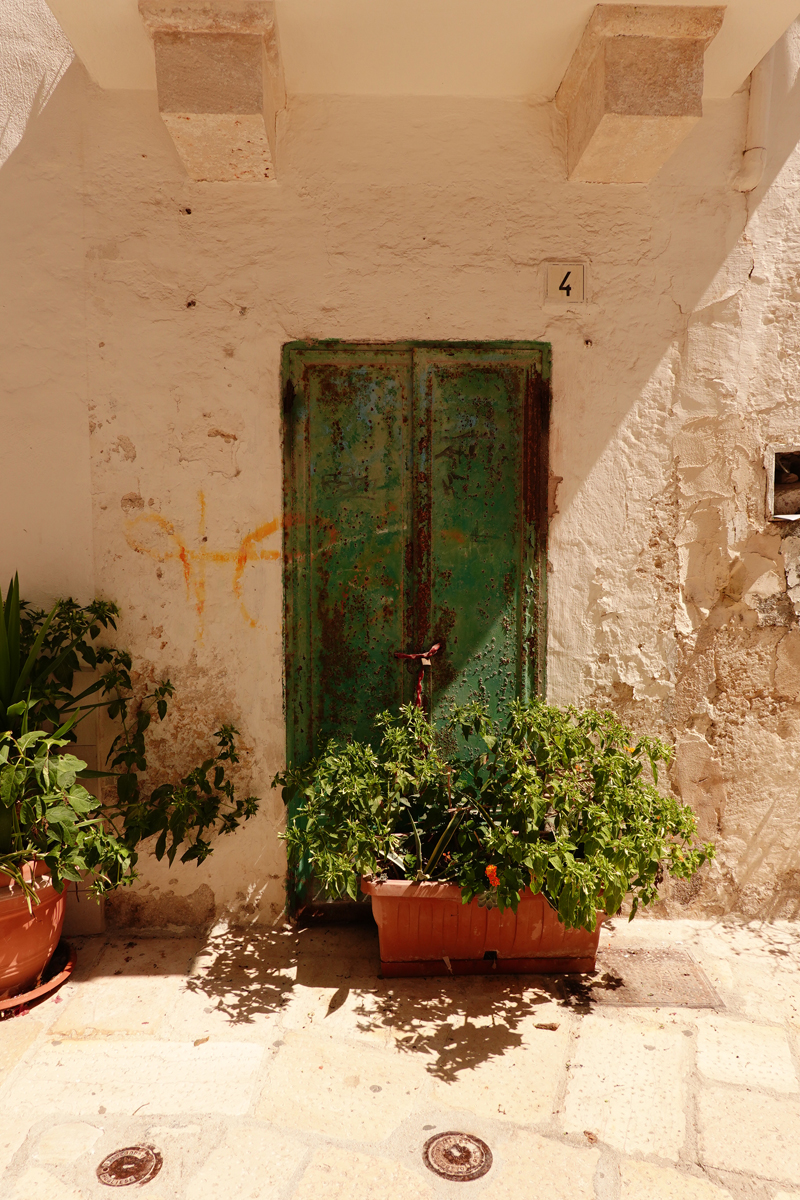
[4,12,800,925]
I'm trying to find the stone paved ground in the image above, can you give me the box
[2,916,800,1199]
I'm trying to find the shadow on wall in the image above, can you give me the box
[749,30,800,213]
[550,27,800,524]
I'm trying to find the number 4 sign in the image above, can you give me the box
[545,263,586,303]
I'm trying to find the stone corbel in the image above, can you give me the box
[139,0,286,182]
[555,4,725,184]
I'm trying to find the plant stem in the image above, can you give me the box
[409,811,424,881]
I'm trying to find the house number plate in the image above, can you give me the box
[546,262,586,303]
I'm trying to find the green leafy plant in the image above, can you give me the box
[0,574,59,731]
[105,725,260,870]
[0,711,134,902]
[274,700,715,931]
[16,590,129,734]
[0,579,260,900]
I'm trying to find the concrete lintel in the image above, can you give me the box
[139,0,285,181]
[555,4,726,184]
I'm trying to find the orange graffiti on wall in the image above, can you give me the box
[125,491,281,632]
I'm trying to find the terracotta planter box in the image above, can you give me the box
[361,878,603,977]
[0,864,66,1000]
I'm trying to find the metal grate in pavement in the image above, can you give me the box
[563,947,723,1009]
[96,1146,163,1188]
[422,1132,493,1181]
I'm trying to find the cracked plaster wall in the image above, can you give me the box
[4,14,800,925]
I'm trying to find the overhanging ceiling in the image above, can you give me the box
[46,0,800,98]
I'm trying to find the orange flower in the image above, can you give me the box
[485,864,499,888]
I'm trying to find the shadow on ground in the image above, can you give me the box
[176,919,620,1081]
[182,924,297,1025]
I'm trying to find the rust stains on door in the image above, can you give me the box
[282,341,550,766]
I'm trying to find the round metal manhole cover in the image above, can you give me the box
[96,1146,163,1187]
[423,1131,492,1181]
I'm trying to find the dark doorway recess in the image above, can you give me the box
[282,340,551,767]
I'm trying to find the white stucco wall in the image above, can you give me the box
[4,13,800,925]
[0,1,89,602]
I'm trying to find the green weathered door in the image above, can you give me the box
[283,341,550,767]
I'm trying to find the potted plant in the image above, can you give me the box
[275,701,714,976]
[0,577,259,1000]
[0,715,133,1000]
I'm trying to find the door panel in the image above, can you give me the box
[413,348,543,722]
[283,345,412,762]
[283,341,550,768]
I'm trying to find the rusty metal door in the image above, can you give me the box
[282,341,550,767]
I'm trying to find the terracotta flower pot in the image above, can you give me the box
[361,878,603,977]
[0,864,67,1000]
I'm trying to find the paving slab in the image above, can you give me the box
[619,1159,734,1199]
[166,929,295,1044]
[184,1124,306,1200]
[278,981,394,1048]
[51,939,199,1038]
[64,936,108,983]
[699,948,800,1029]
[0,1116,32,1177]
[291,1144,436,1200]
[256,1030,428,1140]
[561,1012,688,1159]
[34,1122,103,1164]
[378,975,568,1075]
[12,1039,264,1117]
[493,1130,599,1200]
[10,1165,85,1200]
[160,985,286,1046]
[294,925,380,960]
[696,1014,799,1091]
[698,1084,800,1183]
[433,1020,569,1125]
[293,956,382,989]
[0,1016,44,1083]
